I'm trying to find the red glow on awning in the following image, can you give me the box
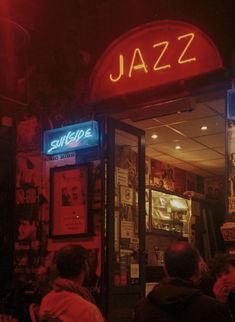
[88,20,223,103]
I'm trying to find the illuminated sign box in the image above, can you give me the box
[88,20,223,102]
[43,121,99,155]
[227,89,235,120]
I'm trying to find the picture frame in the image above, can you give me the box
[50,163,92,238]
[16,187,38,205]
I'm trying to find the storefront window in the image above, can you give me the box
[113,129,140,286]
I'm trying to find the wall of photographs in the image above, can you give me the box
[227,119,235,217]
[113,132,140,287]
[15,114,103,309]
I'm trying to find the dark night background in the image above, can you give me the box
[0,0,234,117]
[2,1,234,54]
[0,2,234,319]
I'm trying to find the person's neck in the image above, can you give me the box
[68,273,85,287]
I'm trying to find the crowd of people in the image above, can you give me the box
[37,242,235,322]
[133,242,235,322]
[8,242,235,322]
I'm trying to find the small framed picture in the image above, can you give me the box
[50,163,92,238]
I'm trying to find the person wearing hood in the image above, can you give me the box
[39,244,104,322]
[133,242,233,322]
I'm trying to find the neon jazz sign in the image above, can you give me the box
[43,121,99,155]
[88,20,223,102]
[109,32,196,82]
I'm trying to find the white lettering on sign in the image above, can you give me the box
[109,32,196,82]
[47,128,93,153]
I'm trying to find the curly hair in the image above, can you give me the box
[55,244,88,279]
[209,253,235,278]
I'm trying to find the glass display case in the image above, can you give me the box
[146,187,192,237]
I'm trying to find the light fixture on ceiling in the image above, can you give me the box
[175,145,181,150]
[201,125,208,131]
[151,134,158,139]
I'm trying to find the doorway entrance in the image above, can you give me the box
[118,93,227,289]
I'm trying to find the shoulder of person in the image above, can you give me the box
[76,302,104,322]
[133,296,164,322]
[194,294,233,321]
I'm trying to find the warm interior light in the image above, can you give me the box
[201,125,208,131]
[170,197,188,210]
[151,134,158,139]
[175,145,181,150]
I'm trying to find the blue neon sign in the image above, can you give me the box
[43,121,99,155]
[227,89,235,120]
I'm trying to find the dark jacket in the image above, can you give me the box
[228,292,235,321]
[133,278,233,322]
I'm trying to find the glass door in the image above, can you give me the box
[106,118,145,322]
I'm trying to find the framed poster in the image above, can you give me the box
[50,163,92,238]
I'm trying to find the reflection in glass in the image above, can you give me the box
[113,130,140,286]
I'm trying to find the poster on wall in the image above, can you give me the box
[16,187,38,205]
[50,163,92,237]
[150,160,174,190]
[174,168,186,194]
[229,197,235,214]
[43,152,76,194]
[204,177,223,200]
[16,153,41,189]
[14,248,40,274]
[15,204,39,250]
[227,119,235,214]
[115,167,128,186]
[121,221,135,239]
[145,157,151,186]
[228,123,235,191]
[120,186,134,206]
[17,115,41,152]
[41,152,76,221]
